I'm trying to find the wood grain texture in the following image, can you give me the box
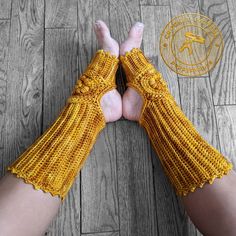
[0,0,11,19]
[141,5,181,105]
[215,105,236,168]
[2,0,44,176]
[43,28,80,235]
[199,0,236,105]
[227,0,236,41]
[0,20,9,152]
[140,0,169,6]
[81,231,119,236]
[45,0,77,28]
[43,29,78,129]
[81,124,119,233]
[116,121,158,236]
[77,0,119,233]
[170,0,199,17]
[179,77,220,150]
[77,0,94,70]
[109,0,140,43]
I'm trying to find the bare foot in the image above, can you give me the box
[120,22,144,121]
[94,20,122,123]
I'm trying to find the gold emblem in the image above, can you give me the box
[160,13,224,76]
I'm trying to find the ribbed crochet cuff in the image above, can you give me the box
[120,48,233,196]
[8,102,105,201]
[7,49,119,201]
[84,50,119,80]
[140,98,233,196]
[120,48,154,81]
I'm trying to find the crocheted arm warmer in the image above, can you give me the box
[7,50,119,201]
[120,48,233,196]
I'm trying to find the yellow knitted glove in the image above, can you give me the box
[7,50,119,201]
[120,48,233,196]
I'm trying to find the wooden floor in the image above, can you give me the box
[0,0,236,235]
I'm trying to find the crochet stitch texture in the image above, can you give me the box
[120,48,233,196]
[7,50,119,201]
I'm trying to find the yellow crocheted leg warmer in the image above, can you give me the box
[120,48,233,196]
[7,50,119,201]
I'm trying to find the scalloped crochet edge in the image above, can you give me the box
[178,164,233,196]
[119,48,142,60]
[96,49,119,61]
[7,167,65,201]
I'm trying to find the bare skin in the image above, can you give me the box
[0,20,122,236]
[96,20,122,123]
[121,22,236,236]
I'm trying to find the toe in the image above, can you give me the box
[128,22,144,40]
[94,20,119,56]
[120,22,144,55]
[94,20,111,38]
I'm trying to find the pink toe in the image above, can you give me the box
[94,20,110,36]
[128,22,144,38]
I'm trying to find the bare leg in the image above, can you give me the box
[121,22,236,236]
[183,171,236,236]
[0,20,121,236]
[0,173,60,236]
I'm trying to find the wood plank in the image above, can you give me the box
[140,0,169,6]
[199,0,236,105]
[116,121,158,236]
[141,5,180,105]
[43,29,78,127]
[141,5,197,236]
[0,20,10,155]
[77,0,119,233]
[45,0,77,28]
[227,0,236,41]
[170,0,199,17]
[179,77,220,150]
[43,28,80,235]
[2,0,44,174]
[0,0,11,19]
[109,0,140,43]
[81,124,119,233]
[215,105,236,168]
[77,0,94,70]
[81,231,119,236]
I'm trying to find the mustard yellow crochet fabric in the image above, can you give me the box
[7,50,119,201]
[120,48,233,196]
